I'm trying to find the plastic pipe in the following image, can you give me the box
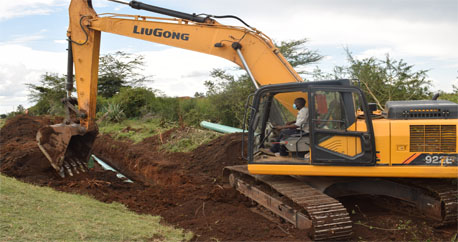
[91,154,133,183]
[200,121,245,134]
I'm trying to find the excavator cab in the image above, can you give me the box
[247,79,376,165]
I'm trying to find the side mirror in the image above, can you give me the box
[368,103,377,113]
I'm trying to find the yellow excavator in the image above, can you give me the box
[37,0,457,240]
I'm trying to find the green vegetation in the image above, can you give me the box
[346,52,432,110]
[98,51,152,98]
[276,38,323,73]
[110,87,157,118]
[162,127,222,152]
[98,119,174,143]
[98,119,221,152]
[0,174,192,241]
[100,102,126,122]
[312,50,435,110]
[27,73,67,116]
[439,85,458,103]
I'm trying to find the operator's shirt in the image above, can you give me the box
[295,107,309,131]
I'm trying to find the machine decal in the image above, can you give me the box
[133,25,190,41]
[402,153,420,165]
[398,153,458,166]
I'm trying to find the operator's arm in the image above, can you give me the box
[275,123,299,130]
[275,108,308,130]
[275,120,297,129]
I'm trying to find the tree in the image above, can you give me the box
[204,70,253,126]
[27,51,153,115]
[276,38,323,73]
[98,51,152,98]
[327,50,433,109]
[16,105,25,113]
[27,73,67,115]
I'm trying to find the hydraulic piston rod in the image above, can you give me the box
[232,42,260,89]
[107,0,208,23]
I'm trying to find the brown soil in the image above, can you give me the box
[1,115,456,241]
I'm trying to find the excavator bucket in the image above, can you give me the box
[36,124,97,178]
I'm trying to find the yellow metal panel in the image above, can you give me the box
[355,119,366,155]
[347,137,359,157]
[318,136,346,154]
[317,135,360,157]
[69,0,100,131]
[372,119,390,164]
[248,164,458,178]
[390,120,415,165]
[316,122,363,157]
[390,119,458,164]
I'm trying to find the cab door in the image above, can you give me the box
[309,86,376,165]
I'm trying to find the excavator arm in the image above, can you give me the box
[70,0,303,127]
[37,0,304,177]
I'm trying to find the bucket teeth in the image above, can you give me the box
[69,160,80,174]
[75,160,87,172]
[57,159,87,178]
[58,167,66,178]
[64,162,73,177]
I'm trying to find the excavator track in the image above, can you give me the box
[395,179,458,226]
[225,165,352,240]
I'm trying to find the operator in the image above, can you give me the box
[268,97,308,156]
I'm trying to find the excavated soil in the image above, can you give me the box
[1,115,457,241]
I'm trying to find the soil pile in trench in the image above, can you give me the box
[1,115,456,241]
[0,115,62,182]
[0,115,307,241]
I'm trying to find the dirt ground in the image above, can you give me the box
[1,115,457,241]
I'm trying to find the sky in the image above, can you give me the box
[0,0,457,114]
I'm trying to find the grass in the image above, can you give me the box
[98,118,222,152]
[98,118,175,143]
[0,174,193,241]
[162,127,222,153]
[0,118,5,128]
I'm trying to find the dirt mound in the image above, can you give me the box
[91,131,246,185]
[0,115,55,142]
[0,115,62,181]
[186,133,246,179]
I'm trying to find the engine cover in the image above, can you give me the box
[385,100,458,119]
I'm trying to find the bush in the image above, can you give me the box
[97,86,251,128]
[179,98,216,126]
[101,103,126,122]
[149,97,180,122]
[111,87,156,118]
[96,95,110,113]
